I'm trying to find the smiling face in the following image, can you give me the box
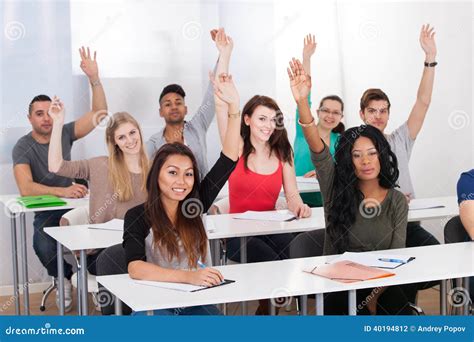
[244,105,277,143]
[158,154,195,202]
[114,122,142,156]
[159,92,188,125]
[317,99,343,130]
[360,99,390,133]
[28,101,52,135]
[351,136,381,181]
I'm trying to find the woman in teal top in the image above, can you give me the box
[294,34,345,207]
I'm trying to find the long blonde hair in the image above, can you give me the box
[105,112,149,201]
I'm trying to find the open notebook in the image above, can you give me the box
[330,252,415,269]
[304,261,395,283]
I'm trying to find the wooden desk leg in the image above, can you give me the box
[348,290,357,315]
[114,296,122,316]
[19,213,30,315]
[57,241,65,315]
[315,293,324,315]
[240,237,247,315]
[79,250,88,315]
[10,215,20,315]
[440,279,447,315]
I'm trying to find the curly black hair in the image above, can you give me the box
[327,124,399,253]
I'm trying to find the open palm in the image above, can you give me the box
[287,59,311,102]
[419,24,436,58]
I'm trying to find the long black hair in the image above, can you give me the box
[144,142,207,268]
[327,125,399,253]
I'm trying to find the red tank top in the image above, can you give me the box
[228,157,283,214]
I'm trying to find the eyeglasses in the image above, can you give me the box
[317,107,343,117]
[365,107,389,116]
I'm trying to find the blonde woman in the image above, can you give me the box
[48,97,149,274]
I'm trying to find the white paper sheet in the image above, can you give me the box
[233,210,296,222]
[88,218,124,231]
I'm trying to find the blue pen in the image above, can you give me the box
[197,261,206,269]
[378,258,406,264]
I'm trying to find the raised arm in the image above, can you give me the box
[47,96,66,173]
[406,24,437,140]
[212,73,241,161]
[212,28,236,146]
[302,34,316,76]
[288,58,324,153]
[74,47,108,139]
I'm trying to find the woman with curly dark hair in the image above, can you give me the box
[288,58,411,315]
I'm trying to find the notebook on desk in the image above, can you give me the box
[303,261,395,283]
[330,252,415,269]
[17,195,67,209]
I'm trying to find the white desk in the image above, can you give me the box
[97,242,474,315]
[44,224,123,315]
[0,194,89,315]
[216,179,320,200]
[205,196,459,262]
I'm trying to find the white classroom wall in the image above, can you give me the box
[0,0,472,293]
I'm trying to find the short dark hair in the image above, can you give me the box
[360,88,391,112]
[159,84,186,103]
[28,94,51,115]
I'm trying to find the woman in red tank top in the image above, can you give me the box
[215,89,311,314]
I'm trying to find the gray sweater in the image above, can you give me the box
[310,144,408,256]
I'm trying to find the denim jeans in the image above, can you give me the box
[133,304,221,316]
[32,210,73,279]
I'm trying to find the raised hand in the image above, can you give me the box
[302,34,317,60]
[419,24,437,62]
[48,96,65,123]
[211,72,239,108]
[79,46,99,81]
[213,27,233,56]
[287,58,311,103]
